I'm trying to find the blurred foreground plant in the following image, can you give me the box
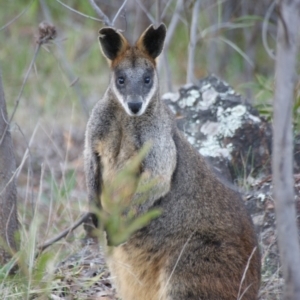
[92,143,161,247]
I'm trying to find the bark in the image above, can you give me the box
[0,72,19,265]
[272,0,300,299]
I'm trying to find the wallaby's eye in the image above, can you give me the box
[117,77,125,85]
[144,76,151,84]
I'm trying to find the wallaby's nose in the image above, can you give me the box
[128,102,142,114]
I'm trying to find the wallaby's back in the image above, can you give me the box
[84,24,260,300]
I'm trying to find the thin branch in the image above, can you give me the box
[56,0,104,23]
[161,0,173,20]
[164,0,184,50]
[163,53,173,92]
[0,0,35,32]
[135,0,156,24]
[199,22,255,40]
[0,45,40,146]
[155,0,161,25]
[88,0,113,26]
[186,0,201,84]
[217,36,254,67]
[112,0,129,25]
[159,231,195,300]
[15,121,39,179]
[0,22,56,146]
[37,213,89,253]
[158,0,184,75]
[262,1,276,60]
[40,0,89,118]
[237,247,257,300]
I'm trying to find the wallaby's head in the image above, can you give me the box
[99,24,166,116]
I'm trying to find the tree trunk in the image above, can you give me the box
[186,0,201,84]
[0,72,19,266]
[272,0,300,299]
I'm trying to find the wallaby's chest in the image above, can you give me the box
[94,125,138,182]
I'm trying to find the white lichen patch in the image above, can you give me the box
[199,136,232,159]
[168,104,177,114]
[187,135,196,145]
[182,83,195,89]
[200,121,219,136]
[219,88,236,97]
[258,193,266,202]
[167,79,262,161]
[188,121,199,135]
[226,89,235,95]
[186,95,197,107]
[198,105,249,159]
[216,105,246,137]
[248,113,261,123]
[200,83,212,92]
[189,89,200,98]
[198,87,218,110]
[162,92,179,102]
[178,89,200,108]
[232,105,246,116]
[178,99,186,109]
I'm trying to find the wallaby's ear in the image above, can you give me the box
[99,27,129,62]
[136,24,166,59]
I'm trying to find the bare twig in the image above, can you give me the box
[0,0,35,32]
[135,0,156,24]
[0,45,40,146]
[186,0,201,84]
[37,213,89,253]
[262,1,276,60]
[112,0,129,25]
[55,0,104,22]
[237,247,257,300]
[15,122,39,179]
[88,0,113,26]
[155,0,161,25]
[162,54,173,92]
[217,36,254,67]
[163,0,184,52]
[159,231,195,300]
[199,22,255,40]
[0,22,56,146]
[158,0,184,87]
[88,0,129,28]
[161,0,173,20]
[39,0,90,118]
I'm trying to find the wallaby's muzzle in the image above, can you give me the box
[126,95,144,115]
[128,102,142,114]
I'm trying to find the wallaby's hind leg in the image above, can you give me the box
[163,236,259,300]
[165,273,258,300]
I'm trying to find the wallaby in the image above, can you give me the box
[84,24,261,300]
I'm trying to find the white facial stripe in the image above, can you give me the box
[111,71,158,117]
[138,74,157,116]
[111,77,133,115]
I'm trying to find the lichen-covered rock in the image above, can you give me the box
[163,75,272,181]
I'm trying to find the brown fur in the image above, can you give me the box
[84,24,261,300]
